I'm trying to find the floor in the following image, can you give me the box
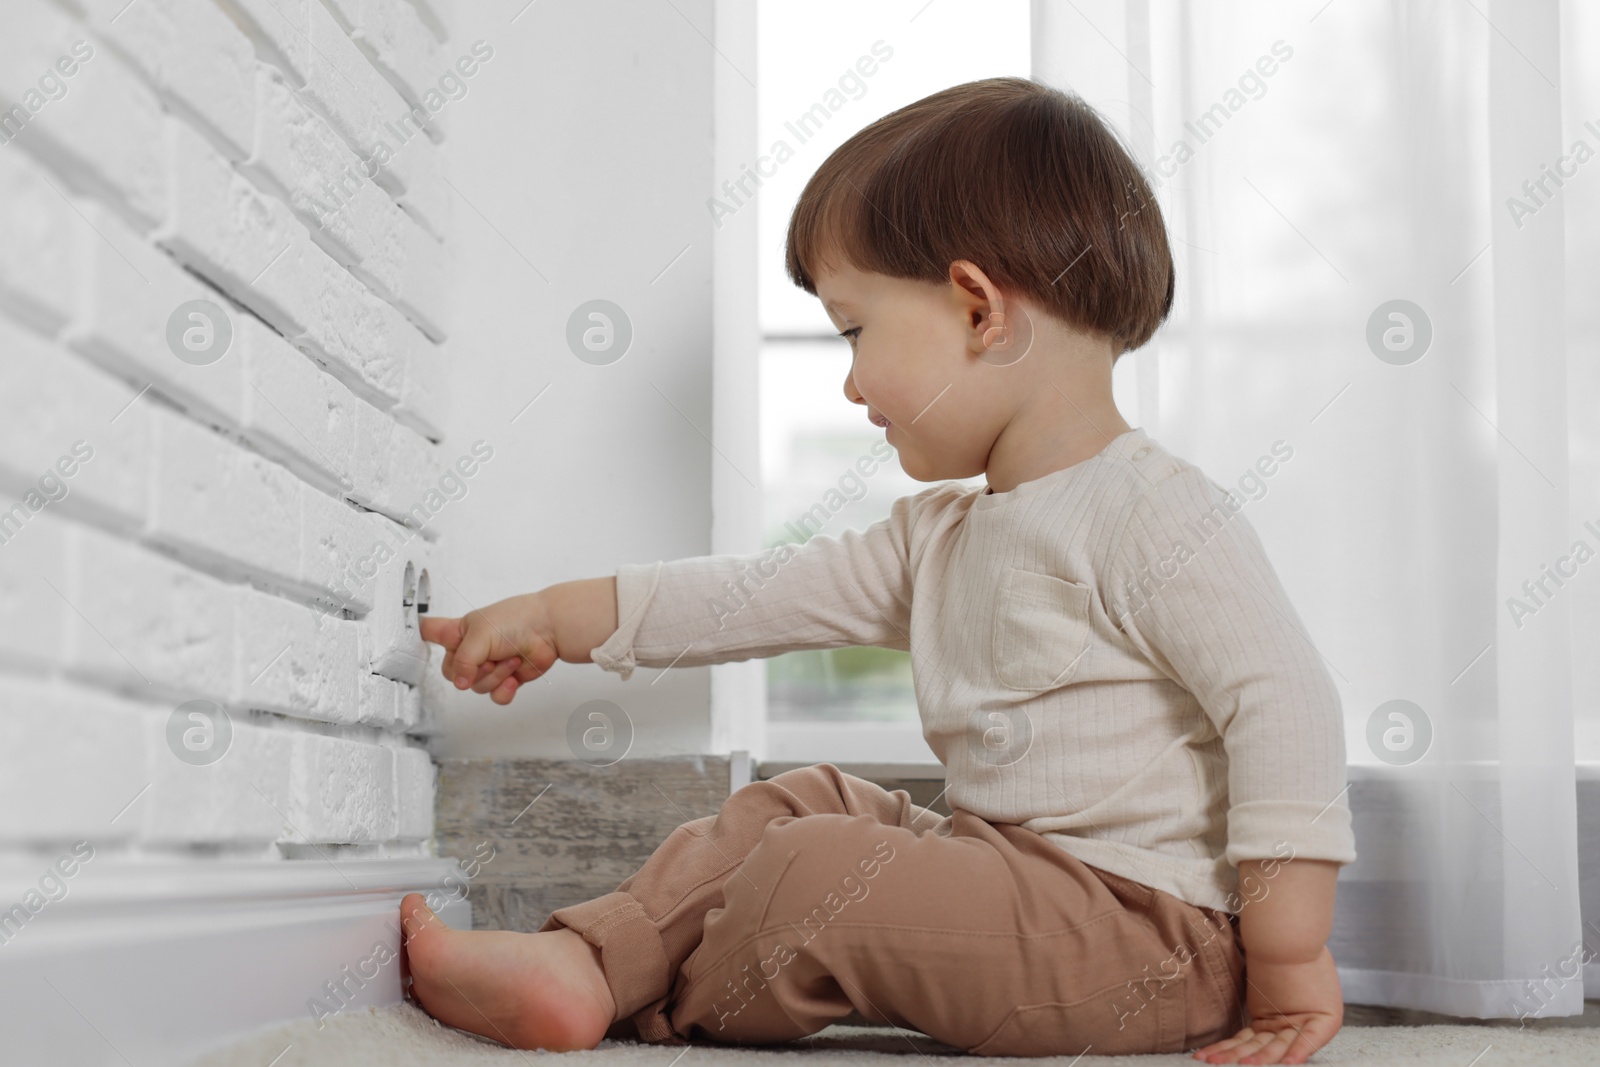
[194,1000,1600,1066]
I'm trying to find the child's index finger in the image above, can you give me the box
[419,615,463,649]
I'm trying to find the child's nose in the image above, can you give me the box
[843,367,865,406]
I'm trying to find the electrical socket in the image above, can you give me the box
[360,518,431,687]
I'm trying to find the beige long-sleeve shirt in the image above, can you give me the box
[589,427,1357,913]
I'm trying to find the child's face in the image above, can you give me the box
[814,258,1017,482]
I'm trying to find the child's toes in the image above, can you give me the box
[401,893,446,948]
[400,895,456,1010]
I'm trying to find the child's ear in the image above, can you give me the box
[982,311,1008,348]
[948,258,1011,345]
[977,303,1033,368]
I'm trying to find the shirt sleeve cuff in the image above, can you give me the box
[588,561,663,682]
[1226,798,1357,867]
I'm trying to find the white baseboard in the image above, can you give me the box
[0,856,471,1067]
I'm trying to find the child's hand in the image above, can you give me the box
[420,592,559,705]
[1192,947,1343,1064]
[418,578,620,706]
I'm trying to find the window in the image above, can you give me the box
[755,0,1028,761]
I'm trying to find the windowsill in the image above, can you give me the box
[763,719,935,766]
[759,751,1600,783]
[1346,761,1600,781]
[757,759,946,780]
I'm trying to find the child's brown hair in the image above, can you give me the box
[785,76,1172,356]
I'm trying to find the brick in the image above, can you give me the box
[235,587,361,723]
[321,0,449,140]
[0,1,165,226]
[302,0,449,238]
[247,63,452,339]
[346,400,392,511]
[157,115,307,331]
[67,201,246,429]
[396,337,448,442]
[222,0,448,239]
[383,420,445,520]
[0,0,455,860]
[294,388,441,534]
[397,677,424,729]
[388,211,453,341]
[387,127,450,240]
[239,315,358,494]
[161,118,415,409]
[358,672,401,727]
[0,317,151,534]
[139,711,297,845]
[394,744,434,840]
[407,0,452,44]
[148,405,303,591]
[66,522,235,701]
[17,511,373,728]
[0,143,76,332]
[68,200,433,526]
[348,403,445,525]
[0,675,150,844]
[80,0,255,159]
[215,0,312,85]
[354,292,434,418]
[299,482,379,616]
[0,510,72,671]
[289,732,397,842]
[414,657,453,736]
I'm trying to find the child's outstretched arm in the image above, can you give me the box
[419,576,618,704]
[422,481,965,699]
[563,482,963,683]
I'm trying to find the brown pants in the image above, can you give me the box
[539,763,1245,1056]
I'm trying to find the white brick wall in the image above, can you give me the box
[0,0,452,857]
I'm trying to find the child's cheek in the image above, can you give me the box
[861,353,913,419]
[851,357,892,413]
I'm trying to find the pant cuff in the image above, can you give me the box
[540,890,679,1034]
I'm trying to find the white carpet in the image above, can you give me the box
[192,1000,1600,1066]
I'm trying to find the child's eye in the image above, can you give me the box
[838,327,862,346]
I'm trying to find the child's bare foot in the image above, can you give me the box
[399,893,616,1050]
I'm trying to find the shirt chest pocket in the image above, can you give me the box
[991,567,1095,692]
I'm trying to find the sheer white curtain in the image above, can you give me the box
[1035,0,1598,1019]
